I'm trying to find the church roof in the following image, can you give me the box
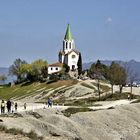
[59,51,65,55]
[49,62,63,67]
[67,50,79,55]
[64,24,73,41]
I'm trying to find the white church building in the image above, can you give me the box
[48,24,81,75]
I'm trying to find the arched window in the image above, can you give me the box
[69,42,71,49]
[66,42,68,49]
[72,55,76,59]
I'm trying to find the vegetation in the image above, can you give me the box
[89,60,109,100]
[62,107,93,117]
[0,75,7,84]
[109,62,127,94]
[126,64,137,94]
[89,60,127,94]
[9,58,48,83]
[0,79,78,100]
[80,83,96,90]
[60,64,70,74]
[77,52,82,75]
[9,58,27,82]
[0,125,43,140]
[108,61,127,94]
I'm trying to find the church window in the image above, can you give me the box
[72,65,75,71]
[72,55,75,59]
[66,42,68,49]
[69,43,71,49]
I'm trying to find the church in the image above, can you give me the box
[48,24,81,75]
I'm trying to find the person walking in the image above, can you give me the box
[128,93,131,101]
[48,98,52,107]
[24,103,26,110]
[7,99,11,113]
[15,102,18,112]
[1,100,5,114]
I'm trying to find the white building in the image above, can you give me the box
[48,24,81,75]
[59,24,80,71]
[48,62,63,74]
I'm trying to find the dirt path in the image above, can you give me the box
[0,99,135,114]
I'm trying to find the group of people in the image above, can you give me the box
[0,99,18,114]
[0,97,52,114]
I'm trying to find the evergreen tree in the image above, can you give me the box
[77,52,82,75]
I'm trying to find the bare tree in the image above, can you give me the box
[126,65,137,94]
[0,74,7,84]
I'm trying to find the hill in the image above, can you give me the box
[0,79,140,139]
[1,79,140,105]
[0,79,111,104]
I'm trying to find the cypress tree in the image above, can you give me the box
[77,52,82,75]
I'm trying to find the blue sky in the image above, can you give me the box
[0,0,140,67]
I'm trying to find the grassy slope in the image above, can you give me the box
[0,80,78,100]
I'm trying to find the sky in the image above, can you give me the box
[0,0,140,67]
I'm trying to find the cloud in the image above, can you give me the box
[106,17,112,23]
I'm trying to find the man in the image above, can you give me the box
[48,98,52,107]
[1,100,5,114]
[7,99,11,113]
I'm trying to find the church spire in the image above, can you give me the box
[64,24,73,41]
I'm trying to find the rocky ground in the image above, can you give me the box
[0,100,140,140]
[0,80,140,140]
[15,79,140,105]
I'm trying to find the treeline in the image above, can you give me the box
[9,58,48,83]
[8,58,70,84]
[1,58,136,96]
[88,60,127,97]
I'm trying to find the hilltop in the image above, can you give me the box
[1,59,140,84]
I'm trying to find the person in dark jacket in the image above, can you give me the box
[48,98,52,107]
[15,102,18,112]
[7,99,11,113]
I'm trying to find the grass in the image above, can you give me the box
[0,79,78,100]
[100,84,111,92]
[100,92,140,101]
[91,82,110,92]
[63,92,140,106]
[62,107,93,117]
[64,97,97,106]
[80,83,96,90]
[0,125,43,140]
